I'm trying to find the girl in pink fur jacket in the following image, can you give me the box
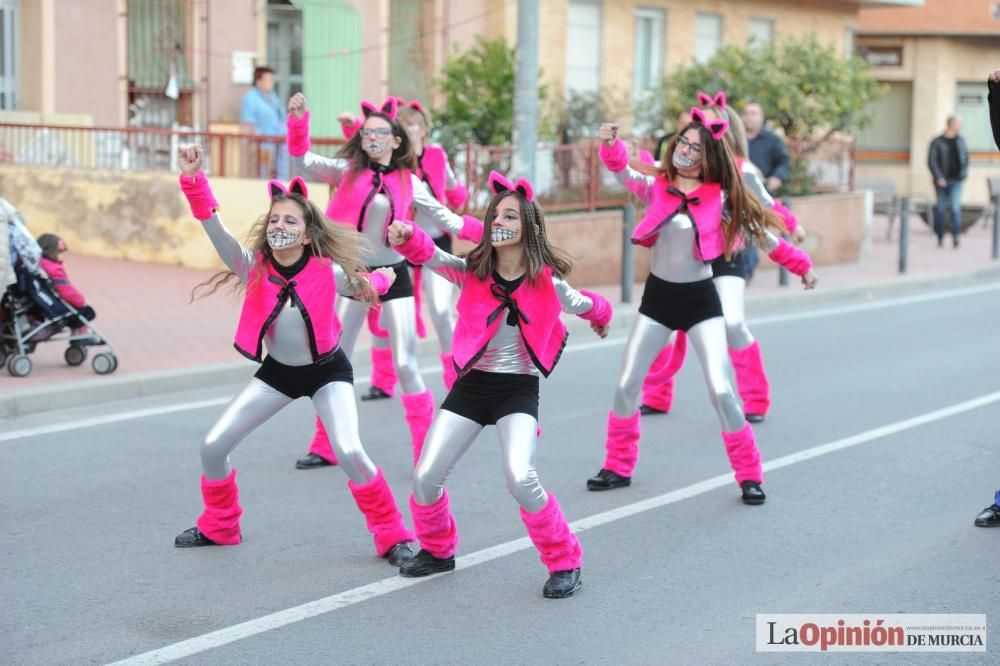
[285,94,482,472]
[172,144,416,566]
[350,98,470,404]
[638,93,809,424]
[587,109,816,505]
[385,171,614,599]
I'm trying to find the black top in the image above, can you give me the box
[271,251,309,280]
[989,79,1000,152]
[943,137,962,179]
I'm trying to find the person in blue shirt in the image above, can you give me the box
[240,66,288,180]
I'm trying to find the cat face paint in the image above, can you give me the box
[672,128,703,174]
[360,117,397,161]
[490,195,523,248]
[266,200,309,251]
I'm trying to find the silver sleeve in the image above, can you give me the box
[201,213,254,283]
[411,173,464,234]
[332,262,362,297]
[445,161,458,190]
[613,164,656,203]
[290,151,348,186]
[552,276,593,315]
[424,245,468,287]
[756,229,781,253]
[741,163,775,208]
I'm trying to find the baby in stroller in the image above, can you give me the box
[0,200,116,376]
[37,233,101,341]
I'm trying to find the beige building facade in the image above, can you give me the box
[857,0,1000,203]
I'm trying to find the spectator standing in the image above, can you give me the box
[927,116,969,248]
[742,101,790,279]
[240,66,288,179]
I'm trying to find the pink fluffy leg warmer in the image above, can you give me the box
[520,493,583,573]
[306,415,339,464]
[729,341,771,416]
[370,346,398,397]
[722,422,763,485]
[348,469,416,556]
[409,491,459,559]
[402,390,435,465]
[603,410,641,477]
[440,352,458,391]
[195,470,243,545]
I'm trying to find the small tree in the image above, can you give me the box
[432,37,547,153]
[637,35,884,194]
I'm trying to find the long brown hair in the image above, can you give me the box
[465,191,573,283]
[191,193,371,301]
[336,112,418,175]
[654,122,783,255]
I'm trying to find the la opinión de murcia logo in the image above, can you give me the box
[756,614,986,652]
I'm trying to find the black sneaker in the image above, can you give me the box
[746,413,765,424]
[399,549,455,577]
[586,468,631,491]
[295,453,336,470]
[174,526,229,548]
[639,404,667,416]
[543,568,582,599]
[385,541,416,566]
[740,480,766,505]
[974,504,1000,527]
[360,386,392,401]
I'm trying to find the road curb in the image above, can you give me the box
[4,266,1000,419]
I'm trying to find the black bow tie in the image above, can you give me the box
[487,282,530,327]
[666,185,701,208]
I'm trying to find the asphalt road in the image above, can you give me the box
[3,281,999,665]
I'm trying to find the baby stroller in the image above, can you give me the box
[0,263,118,377]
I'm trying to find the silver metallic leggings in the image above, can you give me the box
[339,296,426,394]
[412,410,547,512]
[201,379,378,484]
[614,313,746,432]
[714,275,754,349]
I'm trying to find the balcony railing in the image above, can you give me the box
[0,122,857,213]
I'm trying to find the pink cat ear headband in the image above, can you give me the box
[487,170,534,203]
[394,97,427,116]
[360,97,398,121]
[689,107,729,141]
[267,177,308,200]
[696,90,727,109]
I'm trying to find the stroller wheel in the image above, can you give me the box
[92,352,117,375]
[0,348,6,368]
[65,345,88,366]
[7,354,32,377]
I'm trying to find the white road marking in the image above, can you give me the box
[106,389,1000,665]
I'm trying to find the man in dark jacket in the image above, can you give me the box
[742,101,790,279]
[974,69,1000,529]
[927,116,969,247]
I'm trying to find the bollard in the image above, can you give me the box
[622,204,636,304]
[899,197,910,274]
[993,194,999,260]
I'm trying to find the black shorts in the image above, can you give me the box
[254,347,354,399]
[638,274,723,332]
[354,261,413,302]
[711,251,747,279]
[440,370,539,426]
